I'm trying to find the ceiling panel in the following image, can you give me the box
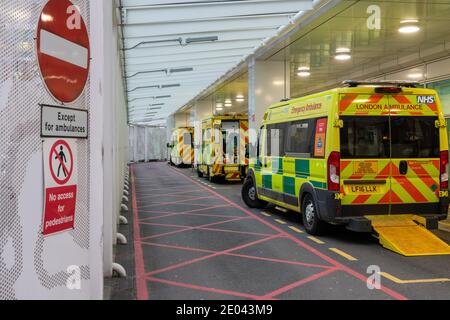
[117,0,314,125]
[261,0,450,97]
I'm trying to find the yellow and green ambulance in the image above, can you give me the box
[197,114,249,182]
[242,81,449,235]
[168,127,194,167]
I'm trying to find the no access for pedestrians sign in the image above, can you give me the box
[42,138,78,236]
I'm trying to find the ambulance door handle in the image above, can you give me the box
[399,160,408,175]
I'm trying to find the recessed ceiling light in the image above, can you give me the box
[401,19,418,24]
[408,73,423,79]
[399,19,420,33]
[216,103,223,108]
[399,25,420,33]
[335,53,351,61]
[334,48,351,61]
[297,67,311,77]
[216,107,223,111]
[297,71,311,77]
[336,47,351,53]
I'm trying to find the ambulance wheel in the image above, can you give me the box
[197,168,203,178]
[242,178,267,209]
[302,194,327,235]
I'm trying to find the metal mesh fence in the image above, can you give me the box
[128,126,167,162]
[0,0,91,299]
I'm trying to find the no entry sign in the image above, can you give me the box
[43,138,78,236]
[36,0,90,104]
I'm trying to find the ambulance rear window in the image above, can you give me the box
[390,117,439,158]
[340,117,390,159]
[340,116,440,159]
[183,133,192,145]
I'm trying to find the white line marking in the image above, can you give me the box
[40,29,88,69]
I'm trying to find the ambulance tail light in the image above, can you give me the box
[328,151,340,191]
[440,150,448,190]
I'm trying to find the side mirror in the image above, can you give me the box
[166,143,171,148]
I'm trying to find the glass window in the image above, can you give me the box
[427,79,450,116]
[390,117,439,158]
[222,121,240,164]
[205,128,211,140]
[214,125,221,144]
[183,133,192,145]
[341,116,390,159]
[267,123,285,157]
[285,119,316,157]
[257,126,265,158]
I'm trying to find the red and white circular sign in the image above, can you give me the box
[36,0,90,104]
[49,139,74,185]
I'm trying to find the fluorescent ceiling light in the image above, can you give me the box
[124,35,217,50]
[127,95,171,103]
[127,84,180,93]
[126,67,193,79]
[184,36,218,45]
[170,67,194,73]
[273,80,284,86]
[161,83,181,89]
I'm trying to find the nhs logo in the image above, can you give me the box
[417,96,435,104]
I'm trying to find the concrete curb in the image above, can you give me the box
[438,219,450,233]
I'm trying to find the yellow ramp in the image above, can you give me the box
[366,215,450,256]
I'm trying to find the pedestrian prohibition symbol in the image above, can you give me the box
[49,139,73,185]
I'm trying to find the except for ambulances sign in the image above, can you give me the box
[41,104,88,138]
[36,0,90,104]
[42,138,77,236]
